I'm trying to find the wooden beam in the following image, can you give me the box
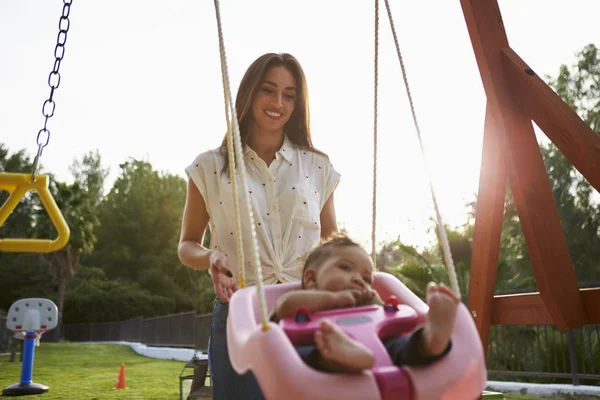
[460,0,587,330]
[467,104,507,353]
[492,288,600,326]
[501,48,600,192]
[582,287,600,323]
[492,292,552,325]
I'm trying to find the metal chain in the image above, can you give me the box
[31,0,73,181]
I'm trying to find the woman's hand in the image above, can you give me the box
[209,251,237,303]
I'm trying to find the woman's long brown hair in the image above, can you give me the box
[220,53,323,174]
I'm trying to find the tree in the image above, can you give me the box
[34,152,106,338]
[545,44,600,283]
[69,150,109,208]
[378,237,447,299]
[467,192,536,294]
[63,266,175,323]
[89,159,206,312]
[35,182,99,337]
[548,44,600,132]
[434,224,473,298]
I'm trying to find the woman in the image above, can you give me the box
[178,52,340,399]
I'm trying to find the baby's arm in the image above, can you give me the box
[274,290,356,321]
[353,288,384,307]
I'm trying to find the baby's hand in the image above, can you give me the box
[334,290,358,308]
[355,289,379,306]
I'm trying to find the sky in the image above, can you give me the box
[1,0,599,250]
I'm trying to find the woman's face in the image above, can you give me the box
[251,65,297,136]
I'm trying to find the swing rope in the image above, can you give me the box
[371,0,380,268]
[213,0,270,331]
[214,0,246,291]
[380,0,461,298]
[211,0,462,331]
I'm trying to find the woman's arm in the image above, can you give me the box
[178,177,213,270]
[179,177,237,302]
[320,191,338,240]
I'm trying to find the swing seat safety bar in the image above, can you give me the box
[0,173,70,253]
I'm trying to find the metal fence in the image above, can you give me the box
[0,312,211,353]
[2,313,599,385]
[61,312,212,351]
[487,324,600,385]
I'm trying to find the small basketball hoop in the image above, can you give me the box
[6,298,58,332]
[2,298,58,396]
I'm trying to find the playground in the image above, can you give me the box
[2,0,600,398]
[0,343,575,399]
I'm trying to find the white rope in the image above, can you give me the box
[212,0,460,308]
[371,0,380,268]
[382,0,461,298]
[213,0,270,331]
[218,29,245,290]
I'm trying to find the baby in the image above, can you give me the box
[272,234,460,373]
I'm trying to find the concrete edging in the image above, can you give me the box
[72,341,207,362]
[487,381,600,399]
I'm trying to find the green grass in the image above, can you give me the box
[0,343,186,399]
[506,398,550,400]
[0,343,556,400]
[491,393,556,399]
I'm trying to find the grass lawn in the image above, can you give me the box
[0,343,187,399]
[0,343,555,399]
[506,397,552,400]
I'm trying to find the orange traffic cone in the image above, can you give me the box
[114,364,127,389]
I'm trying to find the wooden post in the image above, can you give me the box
[467,104,507,352]
[459,0,589,357]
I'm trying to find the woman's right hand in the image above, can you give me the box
[209,251,237,303]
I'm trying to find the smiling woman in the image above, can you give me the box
[177,52,341,400]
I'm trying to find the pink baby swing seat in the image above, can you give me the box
[227,272,488,400]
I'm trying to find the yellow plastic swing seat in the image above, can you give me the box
[0,173,70,253]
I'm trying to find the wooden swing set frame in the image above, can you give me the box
[461,0,600,362]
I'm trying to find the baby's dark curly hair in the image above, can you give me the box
[301,233,363,288]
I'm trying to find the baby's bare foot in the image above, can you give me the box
[423,283,460,357]
[314,320,375,373]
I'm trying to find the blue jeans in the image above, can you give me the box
[208,298,265,400]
